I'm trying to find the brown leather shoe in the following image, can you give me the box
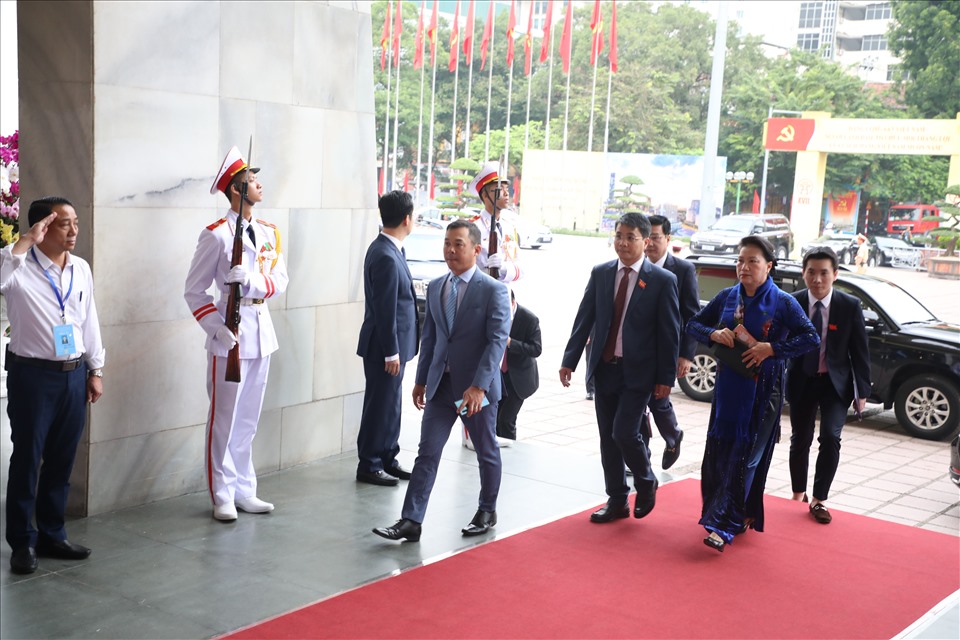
[810,502,832,524]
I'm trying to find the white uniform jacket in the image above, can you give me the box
[184,211,289,359]
[468,209,522,283]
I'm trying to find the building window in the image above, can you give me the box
[865,3,892,20]
[798,2,823,29]
[886,65,910,82]
[532,0,547,31]
[862,34,888,51]
[797,33,821,52]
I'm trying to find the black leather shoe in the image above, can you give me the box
[385,463,412,480]
[662,430,683,470]
[589,501,630,523]
[357,470,399,486]
[461,510,497,536]
[703,533,725,553]
[372,518,422,542]
[633,479,658,519]
[35,539,91,560]
[10,547,38,574]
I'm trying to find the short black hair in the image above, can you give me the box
[648,214,671,236]
[802,246,839,271]
[378,190,414,228]
[28,196,73,226]
[738,235,777,263]
[446,219,482,246]
[616,211,651,238]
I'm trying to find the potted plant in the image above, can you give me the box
[926,185,960,279]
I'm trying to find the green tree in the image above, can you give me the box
[888,1,960,119]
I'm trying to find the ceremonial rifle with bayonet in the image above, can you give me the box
[224,136,253,383]
[488,155,506,280]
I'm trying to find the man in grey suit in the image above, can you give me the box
[643,215,700,469]
[356,190,419,486]
[560,212,680,524]
[373,220,511,542]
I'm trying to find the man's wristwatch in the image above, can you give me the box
[88,369,104,378]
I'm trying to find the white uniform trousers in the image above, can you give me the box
[205,353,271,507]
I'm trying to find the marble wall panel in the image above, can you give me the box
[348,208,381,303]
[341,391,364,454]
[320,110,377,209]
[87,424,207,514]
[220,1,294,105]
[94,207,213,327]
[16,77,93,259]
[263,306,315,412]
[329,1,372,14]
[293,3,362,112]
[17,0,93,84]
[313,302,365,400]
[94,85,219,209]
[217,98,258,171]
[279,398,344,467]
[284,208,352,309]
[254,103,325,209]
[252,407,282,475]
[92,319,211,443]
[353,8,375,115]
[94,1,219,96]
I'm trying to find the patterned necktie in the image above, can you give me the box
[804,301,824,375]
[445,275,460,332]
[601,267,631,362]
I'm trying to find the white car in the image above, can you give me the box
[503,211,552,249]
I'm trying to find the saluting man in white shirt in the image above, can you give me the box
[184,146,289,522]
[2,196,105,575]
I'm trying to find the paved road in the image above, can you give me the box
[402,234,960,536]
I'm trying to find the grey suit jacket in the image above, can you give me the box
[416,268,511,404]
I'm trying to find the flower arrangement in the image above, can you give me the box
[0,130,20,248]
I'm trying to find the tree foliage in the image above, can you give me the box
[888,0,960,119]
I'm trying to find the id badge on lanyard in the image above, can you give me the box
[31,248,76,356]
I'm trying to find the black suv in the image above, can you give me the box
[690,214,794,260]
[678,255,960,440]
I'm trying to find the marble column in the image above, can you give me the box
[15,0,377,514]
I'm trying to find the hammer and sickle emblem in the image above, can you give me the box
[776,125,795,142]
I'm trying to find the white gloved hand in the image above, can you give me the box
[487,252,503,269]
[225,264,249,286]
[213,325,239,351]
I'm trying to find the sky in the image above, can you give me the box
[0,0,17,134]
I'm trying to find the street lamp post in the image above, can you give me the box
[725,170,755,214]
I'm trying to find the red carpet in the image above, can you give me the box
[226,479,958,639]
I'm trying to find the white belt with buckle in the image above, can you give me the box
[240,298,265,305]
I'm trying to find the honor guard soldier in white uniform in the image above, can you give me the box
[467,162,522,284]
[184,146,289,522]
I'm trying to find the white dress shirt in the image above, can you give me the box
[1,245,105,368]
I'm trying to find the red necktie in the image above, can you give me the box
[602,267,631,362]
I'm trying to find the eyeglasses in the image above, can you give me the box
[648,234,667,242]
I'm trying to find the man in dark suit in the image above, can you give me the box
[496,290,542,441]
[788,246,870,524]
[643,215,700,469]
[560,212,681,523]
[356,190,419,486]
[373,220,511,541]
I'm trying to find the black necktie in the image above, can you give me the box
[246,224,256,247]
[401,246,406,259]
[804,301,824,375]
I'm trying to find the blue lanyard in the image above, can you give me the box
[30,247,74,323]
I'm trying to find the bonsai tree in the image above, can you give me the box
[924,184,960,257]
[436,157,482,218]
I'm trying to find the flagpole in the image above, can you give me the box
[392,27,402,189]
[464,44,473,159]
[524,67,532,151]
[427,51,438,202]
[484,15,495,161]
[545,21,555,151]
[603,61,612,153]
[416,52,426,200]
[587,31,599,152]
[382,13,393,191]
[562,66,571,151]
[523,5,533,152]
[505,59,513,167]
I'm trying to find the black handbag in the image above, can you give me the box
[709,340,756,379]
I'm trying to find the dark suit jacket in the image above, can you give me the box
[562,259,681,391]
[417,268,511,404]
[787,288,871,404]
[357,234,419,363]
[662,253,700,361]
[505,304,541,400]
